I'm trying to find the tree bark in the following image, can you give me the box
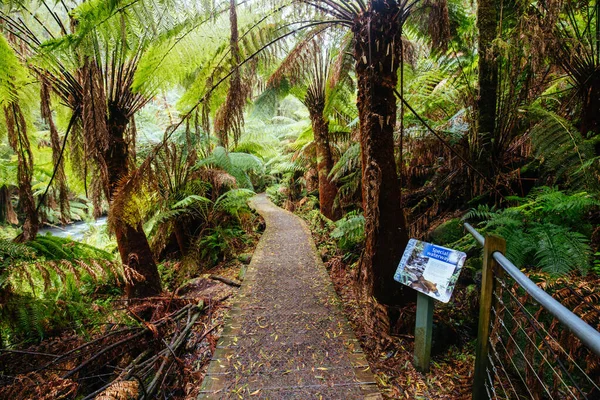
[41,78,70,224]
[104,103,162,298]
[353,0,409,305]
[580,70,600,155]
[4,103,38,242]
[476,0,498,171]
[0,185,18,225]
[308,105,340,221]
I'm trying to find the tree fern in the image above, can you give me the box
[531,224,590,276]
[331,211,365,251]
[329,143,360,181]
[196,146,263,189]
[463,187,596,276]
[526,106,598,191]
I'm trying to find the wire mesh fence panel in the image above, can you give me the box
[482,273,600,399]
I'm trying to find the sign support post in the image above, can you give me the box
[414,291,434,372]
[394,239,467,374]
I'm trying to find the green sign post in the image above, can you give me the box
[414,292,434,372]
[394,239,467,373]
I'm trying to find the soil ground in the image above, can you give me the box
[198,194,382,399]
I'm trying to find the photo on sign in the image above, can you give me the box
[394,239,467,303]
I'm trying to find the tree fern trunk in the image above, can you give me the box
[41,78,70,224]
[0,185,18,225]
[4,103,39,242]
[580,70,600,152]
[308,105,339,221]
[476,0,498,173]
[105,104,162,298]
[353,0,409,306]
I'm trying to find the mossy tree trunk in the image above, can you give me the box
[105,104,162,298]
[352,0,409,305]
[308,103,340,221]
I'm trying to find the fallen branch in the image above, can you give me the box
[209,274,241,287]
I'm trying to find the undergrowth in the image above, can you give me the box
[460,187,599,276]
[1,235,123,346]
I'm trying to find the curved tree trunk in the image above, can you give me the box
[308,105,340,221]
[353,0,409,306]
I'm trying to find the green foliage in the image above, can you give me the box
[0,236,121,346]
[331,211,365,252]
[26,235,113,261]
[266,184,287,207]
[0,33,29,107]
[196,146,264,189]
[198,226,246,266]
[0,239,34,267]
[463,187,598,276]
[527,106,599,191]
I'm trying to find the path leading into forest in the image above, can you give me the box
[198,194,381,399]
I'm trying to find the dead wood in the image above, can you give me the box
[209,274,242,287]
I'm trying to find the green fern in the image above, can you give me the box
[331,211,365,251]
[463,187,596,276]
[526,106,598,191]
[196,146,264,189]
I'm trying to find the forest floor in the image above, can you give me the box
[198,194,382,399]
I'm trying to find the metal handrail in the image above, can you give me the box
[464,222,600,356]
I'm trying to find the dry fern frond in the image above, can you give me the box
[95,380,139,400]
[0,372,77,400]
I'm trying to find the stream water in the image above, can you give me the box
[38,217,108,241]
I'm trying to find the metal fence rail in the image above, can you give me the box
[465,223,600,400]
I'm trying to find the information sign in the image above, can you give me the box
[394,239,467,303]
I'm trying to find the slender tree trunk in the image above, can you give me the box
[41,78,70,224]
[0,185,18,225]
[308,105,340,220]
[476,0,498,172]
[4,103,38,242]
[353,0,409,305]
[105,104,161,298]
[580,70,600,155]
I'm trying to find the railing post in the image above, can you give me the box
[472,235,506,400]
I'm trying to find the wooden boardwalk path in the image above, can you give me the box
[199,194,381,399]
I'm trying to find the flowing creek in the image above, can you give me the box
[38,217,108,241]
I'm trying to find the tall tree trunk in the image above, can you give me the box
[105,103,161,298]
[308,104,340,220]
[476,0,498,172]
[4,103,39,242]
[0,185,18,225]
[580,70,600,155]
[353,0,409,305]
[41,78,70,224]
